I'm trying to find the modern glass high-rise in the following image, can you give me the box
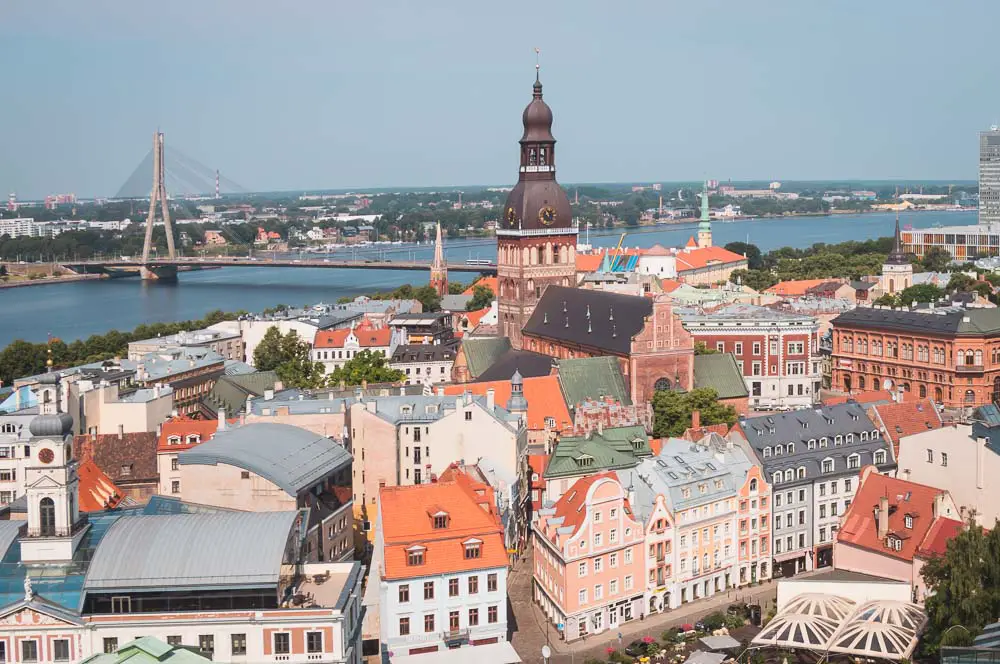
[980,127,1000,225]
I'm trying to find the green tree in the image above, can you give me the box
[651,388,737,438]
[253,326,286,372]
[921,521,1000,655]
[922,246,953,272]
[724,242,763,270]
[447,281,466,295]
[253,327,326,388]
[328,349,404,386]
[897,283,943,304]
[873,294,900,307]
[694,341,717,355]
[729,269,777,292]
[948,272,977,292]
[466,284,495,311]
[413,285,442,312]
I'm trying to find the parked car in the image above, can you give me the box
[625,640,649,657]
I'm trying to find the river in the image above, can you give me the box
[0,210,975,347]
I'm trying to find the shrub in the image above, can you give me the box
[702,612,727,631]
[662,628,682,644]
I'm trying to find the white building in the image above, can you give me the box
[312,320,401,374]
[377,477,510,658]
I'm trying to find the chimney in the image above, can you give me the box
[436,386,445,397]
[218,407,227,432]
[978,434,985,489]
[933,493,946,520]
[691,409,701,430]
[877,495,889,540]
[118,424,124,439]
[264,389,274,401]
[362,379,368,390]
[274,380,284,391]
[486,388,495,411]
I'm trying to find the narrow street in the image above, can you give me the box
[508,544,777,664]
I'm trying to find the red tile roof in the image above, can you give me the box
[682,423,731,442]
[576,253,603,273]
[443,375,570,432]
[77,460,125,512]
[917,516,965,558]
[74,431,159,489]
[675,246,746,272]
[528,455,549,490]
[765,279,831,296]
[314,320,392,349]
[868,398,943,458]
[822,390,899,407]
[685,236,698,249]
[660,279,683,293]
[463,276,498,296]
[379,476,505,581]
[547,472,631,538]
[837,469,957,563]
[157,416,221,452]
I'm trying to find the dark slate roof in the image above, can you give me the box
[736,404,894,485]
[556,356,631,410]
[833,306,1000,336]
[693,353,749,400]
[522,285,652,355]
[462,338,512,379]
[850,280,877,291]
[477,349,553,381]
[391,343,458,363]
[74,432,159,488]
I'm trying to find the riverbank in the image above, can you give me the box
[0,273,104,289]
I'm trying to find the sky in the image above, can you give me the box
[1,0,998,199]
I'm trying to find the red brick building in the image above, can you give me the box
[520,286,694,405]
[678,304,822,410]
[831,306,1000,408]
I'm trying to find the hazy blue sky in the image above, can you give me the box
[2,1,998,198]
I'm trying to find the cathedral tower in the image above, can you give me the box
[497,65,577,350]
[429,221,448,297]
[697,181,712,248]
[881,214,912,295]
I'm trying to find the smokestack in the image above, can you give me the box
[691,410,701,430]
[218,407,226,432]
[118,424,124,440]
[877,496,889,540]
[486,388,495,411]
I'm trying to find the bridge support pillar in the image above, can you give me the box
[140,266,178,281]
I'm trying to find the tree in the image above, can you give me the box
[724,242,763,270]
[447,281,466,295]
[328,349,404,386]
[466,284,495,311]
[898,283,943,304]
[252,327,326,388]
[922,246,953,272]
[948,272,977,293]
[413,285,442,312]
[651,388,737,438]
[921,521,1000,655]
[873,294,899,307]
[729,269,777,292]
[694,341,717,355]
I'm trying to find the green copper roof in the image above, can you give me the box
[202,370,279,416]
[79,637,212,663]
[693,353,749,400]
[544,425,650,479]
[556,356,631,410]
[462,338,512,379]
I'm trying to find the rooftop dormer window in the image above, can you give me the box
[407,546,425,566]
[904,514,914,529]
[186,434,200,445]
[464,539,483,559]
[887,535,902,552]
[167,435,181,445]
[431,510,449,529]
[576,455,594,468]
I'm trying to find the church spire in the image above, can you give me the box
[887,212,908,264]
[429,221,448,297]
[697,181,712,248]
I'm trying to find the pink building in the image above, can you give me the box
[532,472,645,641]
[736,464,772,586]
[834,466,963,602]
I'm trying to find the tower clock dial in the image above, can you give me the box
[505,207,517,227]
[38,448,54,464]
[538,205,557,225]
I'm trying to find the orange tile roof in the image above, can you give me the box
[649,438,665,455]
[822,390,899,407]
[575,253,603,273]
[764,279,831,296]
[528,455,549,490]
[548,472,632,538]
[685,236,698,249]
[917,516,965,558]
[459,307,491,330]
[463,276,498,296]
[868,398,943,458]
[157,416,221,452]
[660,279,683,293]
[675,246,746,271]
[837,470,955,563]
[77,460,124,512]
[443,374,570,431]
[379,477,505,580]
[314,323,392,349]
[682,423,731,442]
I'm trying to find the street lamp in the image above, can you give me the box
[541,645,551,664]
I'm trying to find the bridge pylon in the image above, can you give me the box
[140,132,177,280]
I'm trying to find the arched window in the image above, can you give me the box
[39,498,56,537]
[976,350,984,366]
[858,376,866,390]
[749,478,758,492]
[966,390,976,404]
[654,378,671,392]
[993,377,1000,403]
[919,384,927,398]
[934,386,943,402]
[537,246,545,265]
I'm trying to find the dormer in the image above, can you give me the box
[904,514,914,529]
[167,435,181,445]
[886,534,903,552]
[406,545,426,566]
[463,538,483,559]
[186,434,200,445]
[428,508,449,529]
[575,454,594,468]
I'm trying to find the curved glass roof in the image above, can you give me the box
[752,594,927,661]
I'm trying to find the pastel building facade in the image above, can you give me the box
[532,473,646,642]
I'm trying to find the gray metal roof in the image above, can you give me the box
[179,422,351,495]
[84,511,298,593]
[0,520,24,558]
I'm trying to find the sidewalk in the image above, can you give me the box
[542,581,777,656]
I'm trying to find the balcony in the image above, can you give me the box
[957,364,985,374]
[442,628,470,646]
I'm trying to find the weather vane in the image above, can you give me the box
[535,47,541,80]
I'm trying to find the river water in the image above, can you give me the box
[0,210,975,347]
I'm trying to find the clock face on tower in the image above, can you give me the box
[38,448,54,464]
[538,205,557,226]
[505,207,517,227]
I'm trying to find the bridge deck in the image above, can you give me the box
[64,258,496,274]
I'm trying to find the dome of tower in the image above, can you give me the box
[521,80,555,143]
[29,412,74,438]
